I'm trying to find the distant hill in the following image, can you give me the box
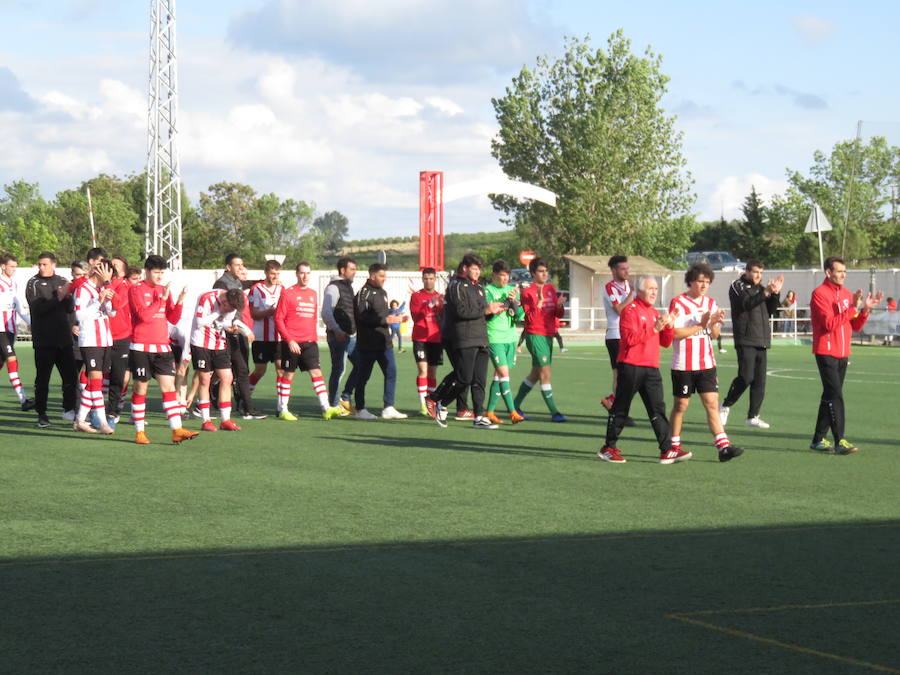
[327,230,522,270]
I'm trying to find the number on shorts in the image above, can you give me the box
[682,385,689,394]
[136,367,147,377]
[198,360,206,369]
[90,359,97,368]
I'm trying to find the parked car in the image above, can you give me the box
[510,268,553,285]
[676,251,746,272]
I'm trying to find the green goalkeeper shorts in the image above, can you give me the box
[489,342,517,368]
[525,333,553,367]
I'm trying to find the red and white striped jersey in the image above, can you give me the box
[248,281,282,342]
[73,281,114,347]
[602,279,631,339]
[190,290,233,351]
[0,273,29,334]
[669,293,718,371]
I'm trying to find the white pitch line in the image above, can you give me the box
[767,369,898,385]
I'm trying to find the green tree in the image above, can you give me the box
[186,182,321,267]
[735,186,767,260]
[312,211,350,254]
[785,136,900,260]
[490,31,695,272]
[689,217,742,256]
[53,174,143,264]
[0,181,59,261]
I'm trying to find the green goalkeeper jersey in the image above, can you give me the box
[485,283,524,344]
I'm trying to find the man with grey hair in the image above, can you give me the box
[598,276,683,464]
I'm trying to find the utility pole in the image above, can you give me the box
[145,0,182,269]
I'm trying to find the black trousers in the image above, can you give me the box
[443,343,470,411]
[107,337,131,414]
[723,345,768,417]
[814,354,848,443]
[433,346,489,416]
[33,344,77,415]
[228,333,253,414]
[605,363,670,451]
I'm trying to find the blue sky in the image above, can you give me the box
[1,0,897,238]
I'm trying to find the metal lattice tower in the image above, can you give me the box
[145,0,182,268]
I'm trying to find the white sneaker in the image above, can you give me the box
[61,410,76,421]
[355,408,377,420]
[718,348,727,354]
[381,406,408,419]
[746,416,770,429]
[435,405,448,428]
[718,405,730,426]
[472,416,498,429]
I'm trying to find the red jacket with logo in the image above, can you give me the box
[810,279,869,358]
[618,297,674,367]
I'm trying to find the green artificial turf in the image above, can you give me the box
[1,344,898,673]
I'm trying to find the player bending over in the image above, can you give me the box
[191,288,250,431]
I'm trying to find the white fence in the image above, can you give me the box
[8,266,451,340]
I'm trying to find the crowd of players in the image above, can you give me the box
[0,248,883,461]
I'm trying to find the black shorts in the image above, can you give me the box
[80,346,111,373]
[0,331,15,362]
[191,346,231,373]
[111,337,131,362]
[672,368,719,398]
[605,339,620,369]
[171,343,184,364]
[252,340,280,364]
[280,341,320,372]
[413,340,443,366]
[129,350,176,382]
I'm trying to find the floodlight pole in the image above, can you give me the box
[145,0,183,269]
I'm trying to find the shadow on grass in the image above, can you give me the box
[1,521,897,673]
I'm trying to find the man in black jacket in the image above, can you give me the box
[350,263,406,420]
[25,252,77,428]
[426,254,504,429]
[213,253,265,419]
[719,260,783,429]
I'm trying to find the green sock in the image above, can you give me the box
[514,378,535,409]
[540,384,559,414]
[500,379,516,412]
[486,378,501,413]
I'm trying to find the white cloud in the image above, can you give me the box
[37,90,101,121]
[426,97,464,117]
[0,39,510,236]
[227,0,557,83]
[43,147,112,176]
[705,173,789,221]
[792,15,837,43]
